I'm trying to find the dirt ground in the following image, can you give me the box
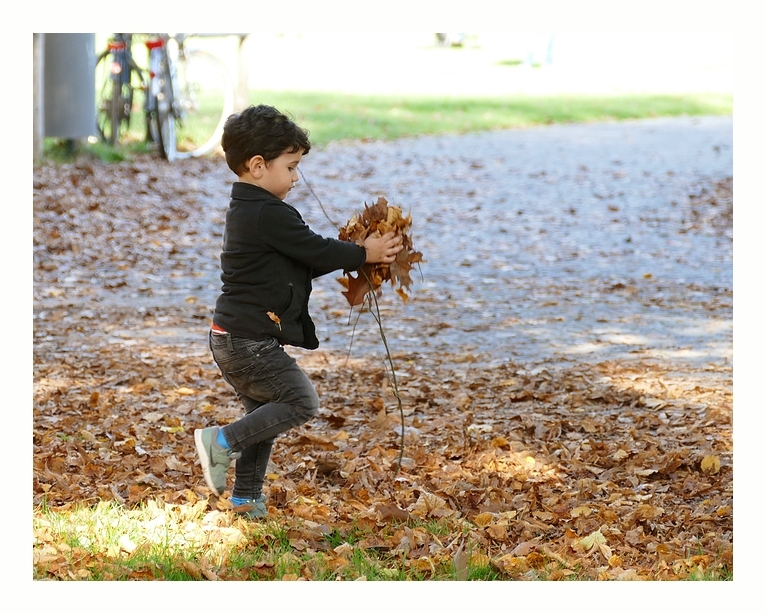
[32,115,733,579]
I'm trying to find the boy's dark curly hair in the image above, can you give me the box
[221,104,311,175]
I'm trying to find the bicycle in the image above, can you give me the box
[139,33,236,161]
[94,34,146,147]
[94,33,170,149]
[95,33,235,161]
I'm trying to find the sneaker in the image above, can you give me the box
[194,427,241,496]
[232,494,268,519]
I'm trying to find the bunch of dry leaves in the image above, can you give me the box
[337,196,424,307]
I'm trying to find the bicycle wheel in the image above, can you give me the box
[155,53,177,161]
[171,49,234,159]
[94,50,128,146]
[145,93,162,149]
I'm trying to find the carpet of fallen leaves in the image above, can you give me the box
[33,153,732,581]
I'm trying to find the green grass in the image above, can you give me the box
[246,90,732,146]
[43,136,153,163]
[33,499,733,581]
[43,90,731,163]
[686,567,734,581]
[32,500,502,581]
[175,90,228,151]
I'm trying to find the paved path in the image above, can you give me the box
[50,116,731,374]
[289,115,733,370]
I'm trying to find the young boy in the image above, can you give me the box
[194,105,403,518]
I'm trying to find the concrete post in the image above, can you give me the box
[33,34,45,162]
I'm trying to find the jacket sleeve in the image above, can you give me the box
[260,201,366,272]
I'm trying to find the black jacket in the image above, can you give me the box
[213,182,366,349]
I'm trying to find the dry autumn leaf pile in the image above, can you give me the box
[33,156,732,581]
[337,197,424,307]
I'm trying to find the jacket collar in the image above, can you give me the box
[231,182,274,201]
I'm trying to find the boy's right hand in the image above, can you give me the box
[363,231,404,264]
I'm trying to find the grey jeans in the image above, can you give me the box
[208,331,319,500]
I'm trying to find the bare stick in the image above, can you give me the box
[344,304,365,367]
[299,168,339,229]
[360,272,405,476]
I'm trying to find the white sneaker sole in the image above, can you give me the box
[194,429,222,496]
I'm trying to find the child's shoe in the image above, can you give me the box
[194,427,241,496]
[231,494,268,519]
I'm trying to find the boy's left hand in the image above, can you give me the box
[363,232,404,264]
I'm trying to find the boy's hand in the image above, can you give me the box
[363,231,404,264]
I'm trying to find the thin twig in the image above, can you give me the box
[361,271,405,476]
[344,305,365,367]
[299,168,339,229]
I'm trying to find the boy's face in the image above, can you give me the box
[243,149,304,200]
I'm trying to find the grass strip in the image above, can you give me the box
[247,90,732,146]
[44,91,731,162]
[33,499,732,581]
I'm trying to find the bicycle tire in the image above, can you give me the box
[95,50,125,146]
[95,46,143,146]
[145,92,162,148]
[171,49,234,159]
[155,52,177,161]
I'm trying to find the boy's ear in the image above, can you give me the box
[246,155,266,177]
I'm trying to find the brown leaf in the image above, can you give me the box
[339,268,376,307]
[571,505,592,518]
[376,503,410,522]
[166,455,191,474]
[266,311,282,330]
[410,491,449,518]
[700,455,721,475]
[182,560,202,580]
[511,540,539,556]
[486,524,508,542]
[472,512,495,527]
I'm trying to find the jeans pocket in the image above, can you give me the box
[209,330,232,353]
[221,360,249,385]
[223,360,281,403]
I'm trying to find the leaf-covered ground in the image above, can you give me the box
[33,121,732,580]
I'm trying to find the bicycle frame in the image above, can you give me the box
[95,34,137,145]
[107,35,132,93]
[143,35,178,159]
[144,37,166,117]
